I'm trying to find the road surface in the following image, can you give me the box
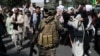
[2,35,100,56]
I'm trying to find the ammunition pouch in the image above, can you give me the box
[38,33,54,49]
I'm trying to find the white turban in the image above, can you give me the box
[86,5,93,12]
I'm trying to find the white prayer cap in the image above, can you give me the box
[12,7,19,12]
[57,5,64,11]
[67,7,74,13]
[68,7,74,11]
[12,8,15,12]
[85,5,93,12]
[19,8,23,11]
[41,8,43,11]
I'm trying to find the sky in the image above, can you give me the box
[31,0,44,3]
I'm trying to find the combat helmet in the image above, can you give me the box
[44,3,56,16]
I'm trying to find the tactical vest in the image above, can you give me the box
[38,18,59,49]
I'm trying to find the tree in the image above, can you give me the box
[75,0,92,4]
[97,0,100,4]
[74,0,92,7]
[3,0,30,8]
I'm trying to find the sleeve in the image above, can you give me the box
[5,18,8,27]
[11,16,15,23]
[55,18,63,31]
[38,20,44,31]
[86,16,92,29]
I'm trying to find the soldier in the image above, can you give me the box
[29,1,61,56]
[29,3,66,56]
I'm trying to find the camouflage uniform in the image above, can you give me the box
[37,1,62,55]
[38,15,63,56]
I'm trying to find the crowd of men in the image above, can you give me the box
[0,2,100,56]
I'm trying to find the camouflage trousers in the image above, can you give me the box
[39,48,56,56]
